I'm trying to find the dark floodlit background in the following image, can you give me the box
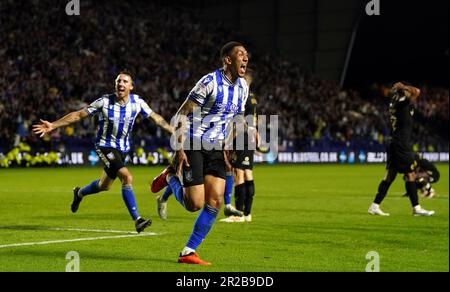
[0,0,448,166]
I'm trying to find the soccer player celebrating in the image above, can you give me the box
[33,71,173,232]
[368,82,435,217]
[151,42,250,265]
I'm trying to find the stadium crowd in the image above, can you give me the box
[1,0,448,160]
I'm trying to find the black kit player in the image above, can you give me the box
[368,82,435,217]
[221,68,260,222]
[402,154,440,199]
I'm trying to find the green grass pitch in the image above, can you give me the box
[0,164,448,272]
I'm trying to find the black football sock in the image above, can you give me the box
[406,181,419,207]
[244,181,255,216]
[374,181,391,205]
[234,184,245,212]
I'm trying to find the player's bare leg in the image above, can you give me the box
[183,185,205,212]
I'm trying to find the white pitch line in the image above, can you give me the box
[0,232,160,249]
[46,227,142,234]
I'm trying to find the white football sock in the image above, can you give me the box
[181,247,196,256]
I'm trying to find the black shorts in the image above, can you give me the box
[96,147,127,179]
[386,142,417,174]
[181,150,226,187]
[231,150,254,170]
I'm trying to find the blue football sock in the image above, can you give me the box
[186,204,219,251]
[161,185,173,202]
[79,180,100,197]
[168,176,185,208]
[122,185,139,221]
[224,173,234,205]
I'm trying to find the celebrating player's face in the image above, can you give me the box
[115,74,134,98]
[231,46,249,78]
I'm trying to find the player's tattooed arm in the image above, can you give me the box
[32,109,89,138]
[172,99,198,175]
[176,99,199,116]
[149,112,174,135]
[174,99,199,140]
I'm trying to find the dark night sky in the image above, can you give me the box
[345,0,449,88]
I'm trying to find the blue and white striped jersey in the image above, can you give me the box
[86,93,153,152]
[187,68,249,143]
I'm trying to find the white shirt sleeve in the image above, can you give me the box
[187,74,215,106]
[86,96,105,116]
[139,97,153,118]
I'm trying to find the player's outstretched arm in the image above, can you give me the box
[32,109,89,138]
[149,112,174,135]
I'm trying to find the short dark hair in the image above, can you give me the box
[220,41,244,61]
[118,69,133,81]
[392,81,412,96]
[400,81,412,86]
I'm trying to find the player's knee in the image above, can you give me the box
[207,197,223,209]
[188,206,202,212]
[99,184,111,191]
[405,172,416,182]
[244,171,253,181]
[234,175,245,185]
[186,200,203,212]
[121,174,133,185]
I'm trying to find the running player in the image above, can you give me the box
[32,71,174,232]
[151,42,250,265]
